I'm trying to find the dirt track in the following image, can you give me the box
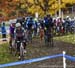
[6,38,75,68]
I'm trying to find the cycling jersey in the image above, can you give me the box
[26,19,35,30]
[15,27,25,38]
[9,24,15,38]
[44,16,53,29]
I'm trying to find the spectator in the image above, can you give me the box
[1,22,7,41]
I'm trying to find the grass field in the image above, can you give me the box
[0,34,75,64]
[54,34,75,44]
[0,34,75,68]
[0,43,18,64]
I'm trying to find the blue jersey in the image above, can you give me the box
[44,17,53,29]
[1,25,6,34]
[26,19,35,30]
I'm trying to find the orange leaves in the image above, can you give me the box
[0,0,75,19]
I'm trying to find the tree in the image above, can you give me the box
[0,0,75,20]
[33,0,56,14]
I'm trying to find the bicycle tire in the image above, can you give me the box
[20,43,25,60]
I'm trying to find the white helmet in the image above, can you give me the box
[13,19,17,23]
[74,17,75,20]
[69,18,71,21]
[16,23,21,27]
[9,19,16,24]
[66,16,69,18]
[9,20,13,24]
[57,16,60,19]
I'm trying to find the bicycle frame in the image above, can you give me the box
[44,28,53,47]
[16,41,25,60]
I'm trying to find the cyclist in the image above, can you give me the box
[39,19,45,41]
[44,14,54,47]
[26,17,35,30]
[15,23,27,59]
[26,16,35,43]
[9,20,16,50]
[44,14,53,35]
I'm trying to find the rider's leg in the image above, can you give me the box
[16,37,20,55]
[23,38,27,50]
[21,37,27,53]
[40,29,44,41]
[9,37,13,54]
[9,38,12,48]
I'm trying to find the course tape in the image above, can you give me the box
[0,54,63,68]
[65,55,75,62]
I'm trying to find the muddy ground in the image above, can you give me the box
[6,37,75,68]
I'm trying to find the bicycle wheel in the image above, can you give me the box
[9,39,16,55]
[20,42,25,60]
[50,37,54,47]
[28,31,32,43]
[44,35,49,47]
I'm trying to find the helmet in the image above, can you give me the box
[9,20,13,24]
[34,18,37,21]
[13,19,17,23]
[10,19,16,24]
[16,23,21,27]
[66,16,69,18]
[69,18,71,21]
[74,17,75,20]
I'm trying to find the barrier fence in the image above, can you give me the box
[0,51,75,68]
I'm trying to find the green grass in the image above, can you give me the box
[0,41,46,64]
[0,35,2,38]
[0,43,18,64]
[54,34,75,44]
[0,34,75,65]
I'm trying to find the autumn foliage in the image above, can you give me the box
[0,0,75,20]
